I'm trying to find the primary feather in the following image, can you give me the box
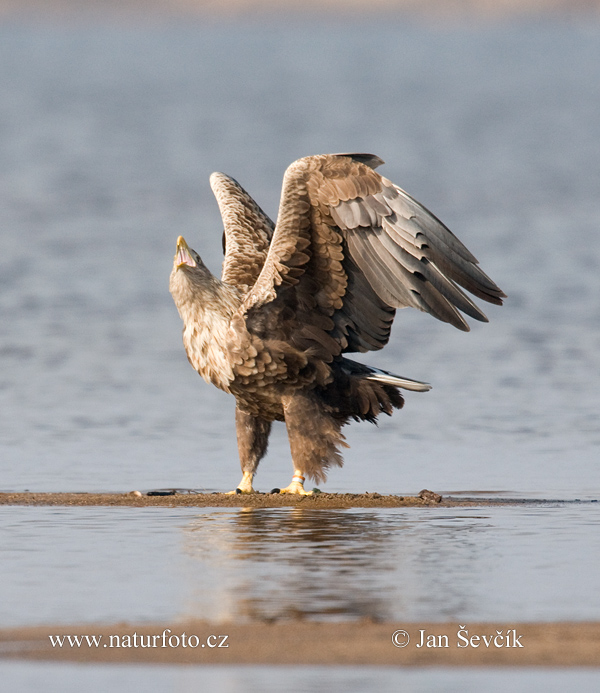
[169,153,505,491]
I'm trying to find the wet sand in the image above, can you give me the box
[0,491,588,508]
[1,621,599,666]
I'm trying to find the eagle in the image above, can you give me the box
[169,153,504,495]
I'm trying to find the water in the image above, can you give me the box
[1,505,598,627]
[0,20,599,498]
[1,662,600,693]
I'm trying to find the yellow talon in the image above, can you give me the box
[225,471,255,494]
[277,472,312,495]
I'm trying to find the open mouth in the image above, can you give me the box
[175,236,196,268]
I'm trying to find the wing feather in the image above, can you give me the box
[211,172,275,292]
[240,153,504,359]
[374,225,488,323]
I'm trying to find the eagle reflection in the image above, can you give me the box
[182,508,405,623]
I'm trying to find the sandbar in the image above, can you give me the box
[1,621,598,666]
[1,491,591,509]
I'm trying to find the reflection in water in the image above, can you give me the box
[1,506,597,627]
[181,508,487,623]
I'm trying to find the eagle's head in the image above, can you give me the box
[169,235,213,310]
[173,235,202,270]
[169,235,241,325]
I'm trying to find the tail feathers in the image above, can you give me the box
[322,358,429,424]
[365,366,432,392]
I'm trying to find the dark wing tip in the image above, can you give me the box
[331,153,385,169]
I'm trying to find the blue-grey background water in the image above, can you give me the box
[1,17,599,691]
[1,20,599,498]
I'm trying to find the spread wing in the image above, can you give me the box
[242,153,505,360]
[211,172,275,293]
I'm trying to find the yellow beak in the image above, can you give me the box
[175,236,196,268]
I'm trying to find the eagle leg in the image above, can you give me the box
[279,392,345,493]
[227,406,272,494]
[278,471,313,496]
[226,470,255,494]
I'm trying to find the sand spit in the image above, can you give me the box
[1,491,593,508]
[1,620,599,666]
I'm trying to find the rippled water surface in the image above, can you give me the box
[1,21,599,498]
[1,505,598,627]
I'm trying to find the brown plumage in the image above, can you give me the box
[169,153,505,494]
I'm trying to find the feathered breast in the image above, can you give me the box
[170,263,242,392]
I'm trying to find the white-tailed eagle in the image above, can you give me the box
[169,153,504,494]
